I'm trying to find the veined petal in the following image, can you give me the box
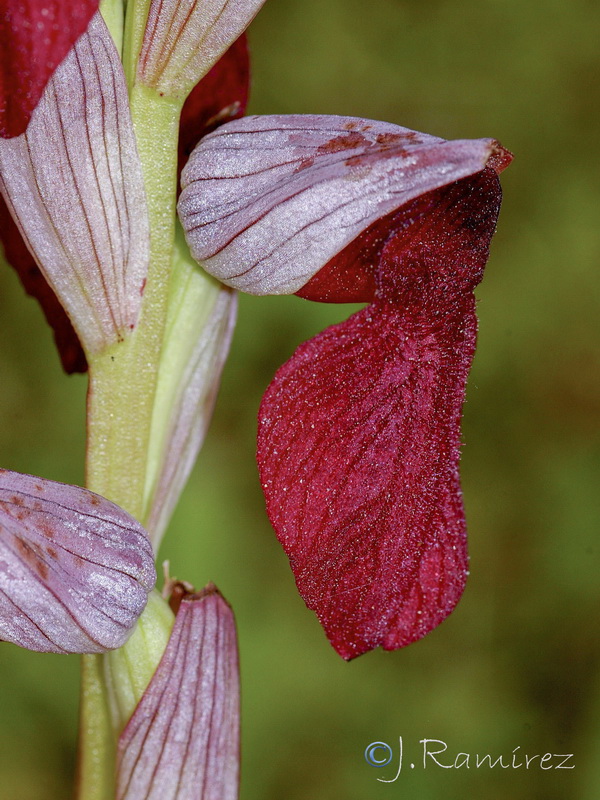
[116,585,239,800]
[138,0,265,100]
[0,13,149,357]
[257,169,506,658]
[0,0,98,138]
[178,114,508,295]
[179,111,511,657]
[144,227,237,548]
[0,469,155,654]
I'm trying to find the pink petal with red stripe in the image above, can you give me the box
[178,34,250,179]
[117,585,239,800]
[178,114,506,296]
[0,194,86,372]
[138,0,265,100]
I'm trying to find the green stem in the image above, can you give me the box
[122,0,152,91]
[86,86,182,518]
[77,86,183,798]
[76,655,115,800]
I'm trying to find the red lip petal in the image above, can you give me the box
[258,170,503,658]
[0,1,98,138]
[294,220,380,303]
[258,301,474,659]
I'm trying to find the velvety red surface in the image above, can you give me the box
[0,0,98,138]
[258,169,502,659]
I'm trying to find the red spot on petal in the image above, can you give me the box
[316,132,370,155]
[15,536,49,580]
[41,522,55,539]
[376,132,405,145]
[294,156,315,173]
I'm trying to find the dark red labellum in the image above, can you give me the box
[258,169,503,659]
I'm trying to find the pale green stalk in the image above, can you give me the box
[76,655,116,800]
[85,86,183,522]
[77,7,186,796]
[104,592,175,734]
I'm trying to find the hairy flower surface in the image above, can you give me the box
[179,115,512,658]
[0,8,253,542]
[138,0,263,100]
[0,16,251,374]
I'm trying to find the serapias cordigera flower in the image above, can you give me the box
[178,115,512,659]
[0,0,254,373]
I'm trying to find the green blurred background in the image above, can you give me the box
[1,0,599,797]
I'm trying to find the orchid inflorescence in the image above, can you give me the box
[0,0,511,797]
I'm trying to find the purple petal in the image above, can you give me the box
[0,469,155,654]
[178,114,506,295]
[0,193,87,372]
[117,585,239,800]
[0,13,149,356]
[138,0,266,100]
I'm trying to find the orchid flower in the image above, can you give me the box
[178,115,512,659]
[0,8,254,544]
[0,0,511,795]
